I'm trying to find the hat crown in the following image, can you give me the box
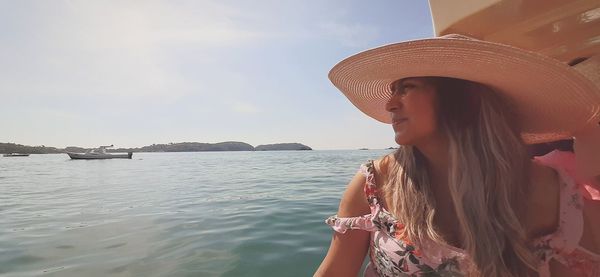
[439,33,476,40]
[572,54,600,91]
[329,34,600,143]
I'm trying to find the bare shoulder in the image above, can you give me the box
[337,155,395,218]
[372,153,395,186]
[524,159,561,238]
[337,170,370,217]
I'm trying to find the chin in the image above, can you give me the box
[394,134,415,146]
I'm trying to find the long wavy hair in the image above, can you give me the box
[382,77,537,276]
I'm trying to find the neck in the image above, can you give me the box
[416,133,461,244]
[415,134,449,185]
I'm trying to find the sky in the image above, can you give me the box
[0,0,434,150]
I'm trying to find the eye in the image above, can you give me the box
[392,82,414,96]
[402,83,416,90]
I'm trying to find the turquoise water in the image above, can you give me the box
[0,150,391,277]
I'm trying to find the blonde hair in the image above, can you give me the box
[383,77,537,276]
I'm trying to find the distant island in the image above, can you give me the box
[255,143,312,151]
[0,142,312,154]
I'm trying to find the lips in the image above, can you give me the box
[392,118,408,125]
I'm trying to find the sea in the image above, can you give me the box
[0,150,392,277]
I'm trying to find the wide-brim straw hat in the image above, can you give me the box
[329,34,600,177]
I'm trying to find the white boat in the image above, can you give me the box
[3,153,30,157]
[67,145,132,160]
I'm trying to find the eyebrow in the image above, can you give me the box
[400,78,420,84]
[390,80,401,92]
[391,78,413,90]
[391,79,405,86]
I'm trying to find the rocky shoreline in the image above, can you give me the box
[0,142,312,154]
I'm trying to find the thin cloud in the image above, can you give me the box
[0,0,269,99]
[231,102,260,114]
[319,21,379,48]
[0,0,433,149]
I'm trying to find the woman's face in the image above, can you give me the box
[385,77,440,146]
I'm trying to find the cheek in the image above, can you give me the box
[411,95,439,132]
[423,108,439,131]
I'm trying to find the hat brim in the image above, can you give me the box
[328,36,600,144]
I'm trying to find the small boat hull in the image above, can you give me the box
[67,152,133,160]
[3,153,30,157]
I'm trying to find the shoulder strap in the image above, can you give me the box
[534,150,600,200]
[360,160,381,208]
[533,150,585,253]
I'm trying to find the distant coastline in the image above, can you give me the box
[0,142,312,154]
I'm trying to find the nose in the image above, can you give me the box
[385,93,401,112]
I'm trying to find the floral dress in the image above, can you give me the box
[325,150,600,276]
[530,150,600,276]
[326,161,467,276]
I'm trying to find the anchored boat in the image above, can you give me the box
[67,145,133,160]
[3,153,30,157]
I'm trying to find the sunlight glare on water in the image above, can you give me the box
[0,150,391,277]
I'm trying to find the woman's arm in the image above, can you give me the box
[314,172,372,277]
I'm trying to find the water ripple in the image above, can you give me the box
[0,150,391,276]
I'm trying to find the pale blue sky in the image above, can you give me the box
[0,0,433,150]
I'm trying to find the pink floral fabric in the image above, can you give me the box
[325,151,600,276]
[326,161,467,276]
[532,150,600,277]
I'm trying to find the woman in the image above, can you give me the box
[315,34,600,276]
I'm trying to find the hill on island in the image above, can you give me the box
[0,142,312,154]
[113,142,255,152]
[255,143,312,151]
[0,143,63,154]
